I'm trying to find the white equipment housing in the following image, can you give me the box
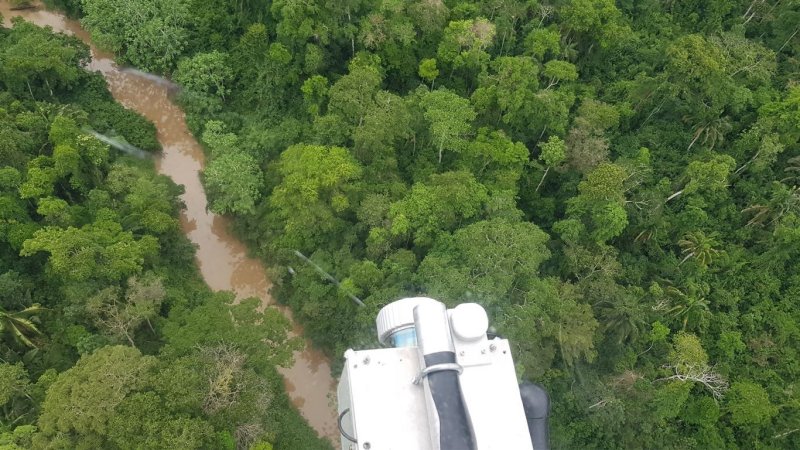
[337,297,535,450]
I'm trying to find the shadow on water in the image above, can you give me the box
[119,67,180,92]
[83,128,151,159]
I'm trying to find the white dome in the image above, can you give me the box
[376,297,441,345]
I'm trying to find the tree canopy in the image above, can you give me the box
[5,0,800,447]
[0,19,327,450]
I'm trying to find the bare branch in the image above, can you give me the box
[774,428,800,440]
[655,364,729,400]
[235,423,265,450]
[201,344,247,415]
[587,398,612,410]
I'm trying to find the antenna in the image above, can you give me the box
[82,127,151,159]
[293,250,365,307]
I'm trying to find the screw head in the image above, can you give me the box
[489,344,497,352]
[363,356,371,365]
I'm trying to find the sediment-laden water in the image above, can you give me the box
[0,2,338,441]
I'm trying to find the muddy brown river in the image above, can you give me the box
[0,1,338,442]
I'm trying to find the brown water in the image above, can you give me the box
[0,2,337,441]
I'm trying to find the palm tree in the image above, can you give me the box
[781,155,800,185]
[742,186,800,227]
[684,115,732,151]
[678,231,723,269]
[0,305,46,348]
[596,295,649,345]
[665,286,711,331]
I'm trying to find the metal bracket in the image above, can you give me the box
[413,363,463,385]
[338,408,357,443]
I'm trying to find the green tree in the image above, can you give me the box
[161,295,300,370]
[81,0,190,73]
[421,89,476,163]
[559,0,630,48]
[386,171,488,248]
[0,20,87,97]
[664,34,748,117]
[667,154,736,202]
[301,75,329,117]
[231,22,270,84]
[174,51,233,101]
[20,214,159,283]
[268,144,362,252]
[352,92,412,170]
[563,162,629,243]
[86,276,165,346]
[542,60,578,89]
[200,120,238,156]
[726,381,778,428]
[105,163,179,235]
[204,151,263,215]
[459,128,528,191]
[417,218,551,306]
[524,27,561,61]
[35,346,157,446]
[472,56,539,135]
[326,61,382,127]
[106,392,215,449]
[528,89,576,139]
[418,58,439,87]
[500,278,598,377]
[437,18,496,75]
[535,135,566,192]
[0,362,30,425]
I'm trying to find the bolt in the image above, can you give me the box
[489,344,497,352]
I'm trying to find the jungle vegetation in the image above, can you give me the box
[5,0,800,448]
[0,15,330,450]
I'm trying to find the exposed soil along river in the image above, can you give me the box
[0,1,338,442]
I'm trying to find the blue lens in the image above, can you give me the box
[390,328,418,347]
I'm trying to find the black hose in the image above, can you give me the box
[519,382,550,450]
[424,352,475,450]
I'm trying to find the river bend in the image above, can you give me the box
[0,2,337,441]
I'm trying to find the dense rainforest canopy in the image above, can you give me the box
[0,14,330,450]
[4,0,800,448]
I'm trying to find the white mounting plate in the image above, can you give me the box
[339,347,433,450]
[456,338,534,450]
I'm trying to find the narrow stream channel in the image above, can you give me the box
[0,2,338,441]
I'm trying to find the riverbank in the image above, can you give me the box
[0,1,338,442]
